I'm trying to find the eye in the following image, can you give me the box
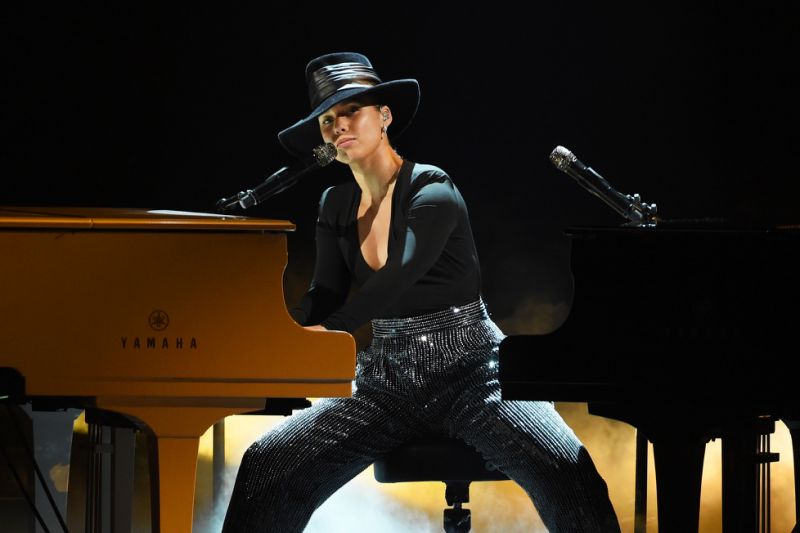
[320,116,332,126]
[346,104,361,115]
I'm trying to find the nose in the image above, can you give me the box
[334,116,348,135]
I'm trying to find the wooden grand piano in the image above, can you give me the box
[499,224,800,532]
[0,207,356,532]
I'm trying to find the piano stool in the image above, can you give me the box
[373,436,509,533]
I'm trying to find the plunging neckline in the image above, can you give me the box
[353,162,403,273]
[354,185,394,273]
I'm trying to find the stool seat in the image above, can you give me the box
[373,436,508,482]
[374,436,509,532]
[373,436,508,483]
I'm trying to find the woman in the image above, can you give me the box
[222,52,620,532]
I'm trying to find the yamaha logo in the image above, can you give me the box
[148,310,170,331]
[120,310,198,350]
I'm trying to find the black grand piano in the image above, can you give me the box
[498,148,799,533]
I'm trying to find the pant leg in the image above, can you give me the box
[222,389,418,533]
[447,359,621,532]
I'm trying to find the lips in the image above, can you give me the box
[336,137,356,148]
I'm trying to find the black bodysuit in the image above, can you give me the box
[290,159,481,332]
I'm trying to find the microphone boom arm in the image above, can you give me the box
[215,166,296,212]
[215,143,337,213]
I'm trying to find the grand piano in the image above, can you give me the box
[498,223,800,532]
[0,207,356,532]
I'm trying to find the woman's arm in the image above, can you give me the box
[289,187,351,326]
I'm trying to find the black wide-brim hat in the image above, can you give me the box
[278,52,420,158]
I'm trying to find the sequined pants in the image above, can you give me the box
[222,299,620,532]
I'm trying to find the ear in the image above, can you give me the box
[380,106,392,125]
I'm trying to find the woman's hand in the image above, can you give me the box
[303,324,329,332]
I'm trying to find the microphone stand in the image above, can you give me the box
[215,143,337,214]
[570,165,658,227]
[550,146,658,227]
[215,166,292,213]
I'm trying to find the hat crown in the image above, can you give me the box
[305,52,382,110]
[278,51,419,157]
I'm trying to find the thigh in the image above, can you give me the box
[447,371,620,532]
[448,377,583,476]
[224,389,424,532]
[244,390,421,475]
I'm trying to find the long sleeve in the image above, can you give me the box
[321,176,459,332]
[289,187,351,326]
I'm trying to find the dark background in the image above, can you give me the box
[4,3,799,332]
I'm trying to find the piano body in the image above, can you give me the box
[0,207,356,532]
[499,225,799,532]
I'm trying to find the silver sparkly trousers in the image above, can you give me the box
[222,299,620,532]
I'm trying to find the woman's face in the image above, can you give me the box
[318,98,388,163]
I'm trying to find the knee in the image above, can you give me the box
[239,440,263,467]
[239,436,294,476]
[234,438,309,501]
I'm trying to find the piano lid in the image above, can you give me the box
[0,206,294,231]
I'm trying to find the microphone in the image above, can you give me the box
[216,143,338,212]
[549,145,657,226]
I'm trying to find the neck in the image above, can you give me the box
[351,148,403,206]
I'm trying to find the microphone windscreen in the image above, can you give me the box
[549,146,577,171]
[312,143,338,166]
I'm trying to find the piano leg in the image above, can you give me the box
[720,422,759,533]
[651,433,706,533]
[634,430,647,533]
[588,403,708,532]
[147,434,202,532]
[781,418,799,533]
[718,415,781,533]
[95,397,264,533]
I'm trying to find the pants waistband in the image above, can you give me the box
[370,298,489,338]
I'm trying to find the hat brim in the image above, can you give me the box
[278,79,420,158]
